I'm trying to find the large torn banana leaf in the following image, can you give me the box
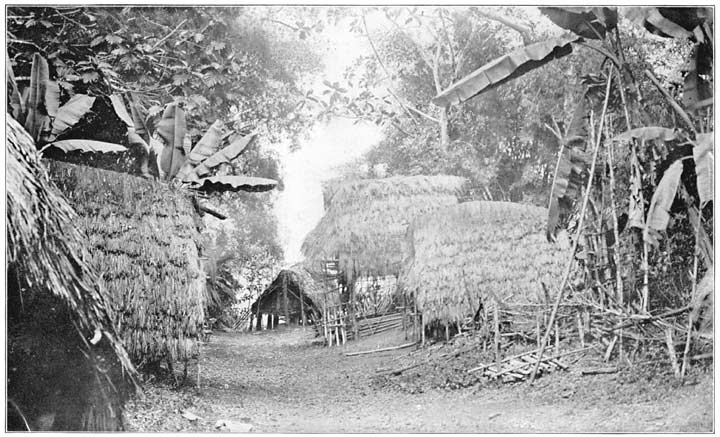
[176,120,226,182]
[41,139,128,154]
[692,133,713,208]
[189,175,277,193]
[645,159,684,243]
[193,132,256,178]
[50,94,96,138]
[540,7,617,39]
[156,102,187,180]
[433,35,579,107]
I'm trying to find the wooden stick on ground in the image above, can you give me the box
[344,341,419,357]
[530,68,614,384]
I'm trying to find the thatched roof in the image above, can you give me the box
[251,264,334,314]
[48,160,206,364]
[6,117,137,382]
[399,201,566,325]
[302,175,468,280]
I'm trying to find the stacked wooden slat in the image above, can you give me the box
[347,312,403,340]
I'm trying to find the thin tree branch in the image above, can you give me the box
[438,10,457,80]
[361,13,420,125]
[152,18,188,50]
[473,8,531,45]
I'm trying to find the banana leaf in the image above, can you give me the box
[546,145,589,241]
[7,53,25,122]
[645,159,684,242]
[41,139,128,154]
[129,93,149,141]
[610,126,679,143]
[109,94,134,128]
[51,94,96,138]
[692,133,713,208]
[433,35,579,107]
[623,7,694,39]
[189,175,277,193]
[540,7,617,39]
[156,102,187,180]
[176,120,225,182]
[24,53,52,142]
[193,132,256,178]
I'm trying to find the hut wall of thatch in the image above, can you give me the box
[400,201,566,326]
[7,118,137,431]
[47,160,206,364]
[302,175,468,280]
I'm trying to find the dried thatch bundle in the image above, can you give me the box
[400,201,566,325]
[7,118,137,430]
[302,175,468,279]
[48,160,206,364]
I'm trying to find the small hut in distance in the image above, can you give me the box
[250,265,328,330]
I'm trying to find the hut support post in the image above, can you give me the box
[300,290,306,330]
[413,293,418,342]
[283,274,289,328]
[494,304,501,368]
[421,314,425,346]
[350,279,359,341]
[403,291,408,340]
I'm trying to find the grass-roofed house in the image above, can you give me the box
[249,264,329,329]
[7,118,139,431]
[301,175,468,339]
[399,201,566,342]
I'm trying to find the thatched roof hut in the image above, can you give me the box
[47,160,206,365]
[6,118,137,431]
[250,265,330,324]
[302,175,468,280]
[399,201,566,325]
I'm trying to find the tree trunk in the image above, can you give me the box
[439,108,450,151]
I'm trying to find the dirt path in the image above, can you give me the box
[124,328,713,432]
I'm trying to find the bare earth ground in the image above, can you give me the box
[124,327,713,433]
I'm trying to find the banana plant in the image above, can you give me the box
[8,52,277,194]
[124,98,277,193]
[7,53,127,154]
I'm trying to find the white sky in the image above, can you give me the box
[273,20,382,265]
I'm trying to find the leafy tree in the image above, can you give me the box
[7,6,323,147]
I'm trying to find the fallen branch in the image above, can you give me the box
[580,367,618,375]
[344,341,418,357]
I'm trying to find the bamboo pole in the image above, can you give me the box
[606,135,624,363]
[681,212,701,378]
[530,68,614,384]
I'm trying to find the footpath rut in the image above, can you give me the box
[124,328,713,432]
